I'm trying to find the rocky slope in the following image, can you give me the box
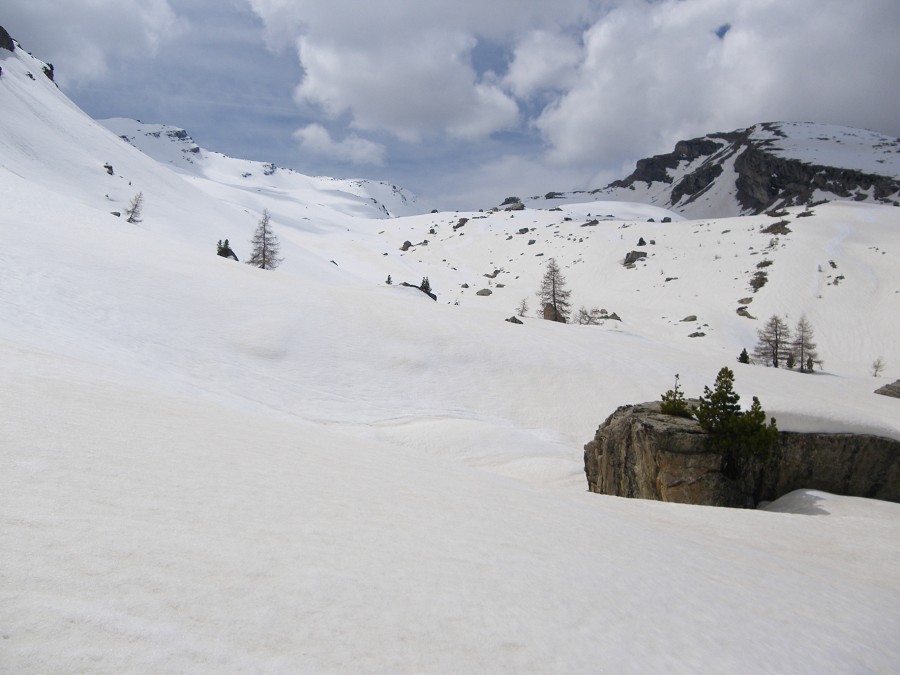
[584,402,900,507]
[579,122,900,218]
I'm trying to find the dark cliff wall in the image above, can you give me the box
[584,402,900,507]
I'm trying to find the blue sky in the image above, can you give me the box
[4,0,899,211]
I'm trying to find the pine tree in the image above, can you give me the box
[738,348,750,364]
[125,191,144,223]
[420,277,431,293]
[536,258,571,323]
[753,314,791,367]
[386,275,392,285]
[246,209,282,270]
[696,367,778,477]
[517,297,528,318]
[660,374,692,418]
[217,239,238,260]
[792,315,820,373]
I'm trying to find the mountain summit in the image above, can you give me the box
[589,122,900,218]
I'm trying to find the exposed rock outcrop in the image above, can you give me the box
[875,380,900,399]
[594,122,900,217]
[0,25,15,52]
[584,401,900,507]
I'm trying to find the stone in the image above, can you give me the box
[476,288,492,296]
[681,315,697,322]
[506,316,523,324]
[875,380,900,399]
[623,251,647,266]
[400,240,412,251]
[584,402,900,507]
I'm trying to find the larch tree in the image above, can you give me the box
[246,209,282,270]
[536,258,571,323]
[125,191,144,223]
[753,314,792,367]
[792,315,820,373]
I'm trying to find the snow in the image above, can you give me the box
[2,42,900,672]
[755,122,900,178]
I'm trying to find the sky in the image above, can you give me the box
[4,0,899,211]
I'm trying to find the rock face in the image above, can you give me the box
[0,25,15,52]
[584,401,900,507]
[594,122,900,217]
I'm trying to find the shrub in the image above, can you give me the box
[660,374,693,418]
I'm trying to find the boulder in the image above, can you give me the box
[584,401,900,507]
[875,380,900,399]
[476,288,492,296]
[400,240,412,251]
[623,251,647,266]
[506,316,523,324]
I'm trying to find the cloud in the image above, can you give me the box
[3,0,186,86]
[534,0,900,169]
[294,124,386,165]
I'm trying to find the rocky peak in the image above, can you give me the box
[0,25,16,52]
[594,122,900,218]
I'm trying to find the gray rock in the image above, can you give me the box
[400,240,412,251]
[476,288,492,296]
[584,402,900,507]
[875,380,900,399]
[506,316,523,324]
[681,315,697,322]
[623,251,647,266]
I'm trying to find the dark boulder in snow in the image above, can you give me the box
[623,251,647,266]
[875,380,900,399]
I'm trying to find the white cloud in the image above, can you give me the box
[3,0,186,86]
[534,0,900,168]
[294,124,386,166]
[503,29,583,100]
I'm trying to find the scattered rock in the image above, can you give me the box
[681,315,697,322]
[506,316,523,324]
[737,306,756,319]
[762,220,792,235]
[623,251,648,266]
[528,239,536,245]
[400,240,412,251]
[476,288,492,296]
[453,218,468,230]
[688,331,706,338]
[607,313,622,321]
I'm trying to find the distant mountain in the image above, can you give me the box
[538,122,900,219]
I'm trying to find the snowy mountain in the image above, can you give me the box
[546,122,900,218]
[2,29,900,672]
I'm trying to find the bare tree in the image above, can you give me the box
[246,209,282,270]
[792,315,821,373]
[536,258,571,323]
[753,314,791,367]
[125,191,144,223]
[872,357,886,377]
[516,297,528,318]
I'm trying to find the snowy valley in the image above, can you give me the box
[2,31,900,672]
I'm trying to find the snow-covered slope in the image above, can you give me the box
[2,34,900,672]
[100,117,419,218]
[565,122,900,218]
